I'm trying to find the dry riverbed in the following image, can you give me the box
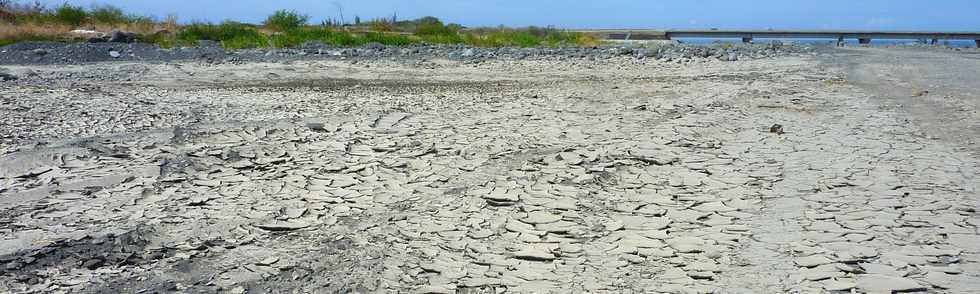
[1,45,978,293]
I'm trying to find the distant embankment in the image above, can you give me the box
[577,29,980,47]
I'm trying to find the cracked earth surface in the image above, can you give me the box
[1,49,978,293]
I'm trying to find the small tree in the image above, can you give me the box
[54,3,88,26]
[264,9,309,31]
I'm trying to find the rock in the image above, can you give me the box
[461,48,476,58]
[856,275,925,293]
[4,262,23,271]
[109,30,139,43]
[68,29,107,40]
[32,49,48,56]
[726,53,739,61]
[0,69,17,81]
[109,50,122,58]
[306,122,328,132]
[362,42,385,51]
[769,124,785,134]
[82,258,104,270]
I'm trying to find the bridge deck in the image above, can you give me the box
[577,29,980,46]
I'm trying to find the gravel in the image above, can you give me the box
[0,40,816,66]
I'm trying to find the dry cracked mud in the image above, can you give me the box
[1,46,979,293]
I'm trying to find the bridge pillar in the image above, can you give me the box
[742,37,753,44]
[859,38,872,44]
[837,36,845,47]
[976,40,980,48]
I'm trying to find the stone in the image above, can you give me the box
[109,50,122,58]
[109,30,139,43]
[0,69,17,81]
[82,258,104,270]
[769,124,784,134]
[68,29,106,40]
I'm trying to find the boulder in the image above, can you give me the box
[68,29,107,41]
[109,30,139,43]
[0,68,17,81]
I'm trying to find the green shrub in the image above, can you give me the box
[89,5,128,24]
[420,33,464,44]
[0,32,60,46]
[269,28,416,48]
[414,17,457,36]
[176,21,267,48]
[53,3,87,26]
[264,9,309,31]
[362,32,414,46]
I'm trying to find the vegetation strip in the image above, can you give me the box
[1,2,598,48]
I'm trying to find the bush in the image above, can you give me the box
[53,3,87,26]
[176,21,268,48]
[269,27,417,48]
[414,17,457,36]
[368,20,393,32]
[264,9,308,31]
[89,5,128,25]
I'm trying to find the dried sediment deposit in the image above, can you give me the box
[1,44,978,293]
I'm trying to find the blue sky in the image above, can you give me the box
[37,0,980,31]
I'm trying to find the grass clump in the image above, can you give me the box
[457,26,597,47]
[89,5,137,25]
[263,9,309,32]
[269,27,415,48]
[176,21,267,48]
[0,3,600,50]
[0,25,63,46]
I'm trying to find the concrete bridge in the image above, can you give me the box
[578,29,980,47]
